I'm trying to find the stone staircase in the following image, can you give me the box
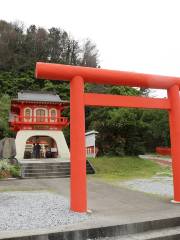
[4,216,180,239]
[20,160,95,179]
[94,217,180,240]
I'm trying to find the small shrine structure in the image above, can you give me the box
[85,130,98,158]
[9,91,70,160]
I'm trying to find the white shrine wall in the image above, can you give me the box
[15,130,70,160]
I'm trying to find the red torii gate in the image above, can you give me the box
[36,62,180,212]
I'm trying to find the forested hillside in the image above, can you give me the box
[0,20,170,155]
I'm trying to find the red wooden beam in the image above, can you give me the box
[84,93,170,110]
[36,62,180,89]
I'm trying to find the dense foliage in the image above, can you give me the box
[0,94,13,138]
[0,20,170,155]
[87,107,169,156]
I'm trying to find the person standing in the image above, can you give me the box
[35,143,41,158]
[32,143,36,158]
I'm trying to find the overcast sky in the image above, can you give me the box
[1,0,180,97]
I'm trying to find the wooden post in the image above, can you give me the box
[168,84,180,202]
[70,76,87,212]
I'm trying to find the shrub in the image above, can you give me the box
[0,159,20,178]
[9,164,21,177]
[0,160,11,171]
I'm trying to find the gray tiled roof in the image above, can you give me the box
[17,91,61,102]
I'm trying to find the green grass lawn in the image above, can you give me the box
[89,156,171,181]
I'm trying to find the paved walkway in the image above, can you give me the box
[0,177,180,238]
[139,154,172,166]
[139,155,171,161]
[120,176,173,197]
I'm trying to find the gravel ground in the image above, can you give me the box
[0,191,89,231]
[120,176,173,197]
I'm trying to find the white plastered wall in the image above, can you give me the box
[15,130,70,160]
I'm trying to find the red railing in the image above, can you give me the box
[156,147,171,156]
[10,115,68,125]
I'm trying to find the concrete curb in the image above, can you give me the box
[1,216,180,240]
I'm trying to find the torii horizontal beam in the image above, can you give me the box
[36,62,180,89]
[84,93,170,109]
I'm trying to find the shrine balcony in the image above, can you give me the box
[9,116,69,126]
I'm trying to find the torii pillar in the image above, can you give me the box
[168,85,180,203]
[70,76,87,211]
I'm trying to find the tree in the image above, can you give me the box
[24,25,49,69]
[0,95,14,138]
[81,39,99,67]
[0,20,25,71]
[86,86,170,156]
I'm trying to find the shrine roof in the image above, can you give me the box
[12,91,69,104]
[85,130,99,136]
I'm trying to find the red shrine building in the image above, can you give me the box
[9,91,70,160]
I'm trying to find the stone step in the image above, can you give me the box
[20,160,95,178]
[22,165,93,170]
[99,226,180,239]
[21,162,93,167]
[22,172,70,177]
[21,166,70,170]
[22,167,93,172]
[21,163,70,167]
[82,217,180,240]
[22,169,94,174]
[23,172,70,175]
[23,169,94,175]
[1,216,180,240]
[22,175,70,179]
[23,167,93,171]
